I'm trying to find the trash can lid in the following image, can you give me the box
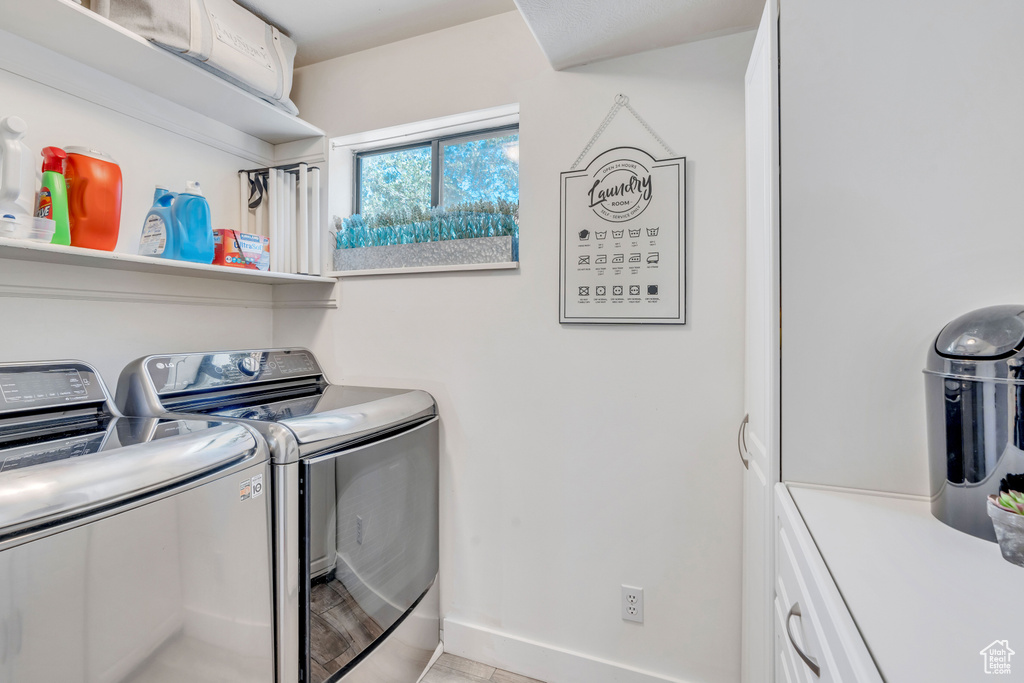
[935,305,1024,360]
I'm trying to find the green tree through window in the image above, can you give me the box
[442,133,519,206]
[356,128,518,216]
[358,145,432,218]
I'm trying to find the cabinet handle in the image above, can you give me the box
[737,414,750,469]
[786,602,821,677]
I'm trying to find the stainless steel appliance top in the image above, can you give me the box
[116,348,437,463]
[0,360,265,542]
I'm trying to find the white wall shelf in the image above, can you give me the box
[0,238,335,286]
[0,0,324,147]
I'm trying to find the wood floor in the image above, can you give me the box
[422,654,546,683]
[308,578,545,683]
[308,577,384,683]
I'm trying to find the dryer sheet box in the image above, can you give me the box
[213,229,270,270]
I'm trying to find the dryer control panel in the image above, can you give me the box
[144,348,322,396]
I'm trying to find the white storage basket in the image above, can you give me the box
[96,0,299,115]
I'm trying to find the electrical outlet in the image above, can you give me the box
[621,585,644,623]
[356,515,365,545]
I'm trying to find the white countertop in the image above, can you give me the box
[789,484,1024,682]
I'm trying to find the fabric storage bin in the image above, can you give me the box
[95,0,299,115]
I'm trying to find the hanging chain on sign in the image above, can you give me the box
[570,94,677,171]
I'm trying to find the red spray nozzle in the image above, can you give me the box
[40,146,67,174]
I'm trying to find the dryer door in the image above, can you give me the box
[298,417,439,683]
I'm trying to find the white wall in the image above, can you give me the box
[0,258,275,384]
[291,12,548,138]
[283,14,752,683]
[780,0,1024,495]
[0,56,273,384]
[0,68,252,254]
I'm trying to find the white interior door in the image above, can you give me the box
[741,1,781,682]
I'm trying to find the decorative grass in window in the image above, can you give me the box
[331,200,519,272]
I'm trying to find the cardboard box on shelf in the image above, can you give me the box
[213,229,269,270]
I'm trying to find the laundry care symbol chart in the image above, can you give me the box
[560,145,685,324]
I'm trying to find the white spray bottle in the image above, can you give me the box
[0,116,38,226]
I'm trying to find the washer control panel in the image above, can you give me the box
[0,362,106,413]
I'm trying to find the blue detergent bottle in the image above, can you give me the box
[139,186,177,258]
[173,181,214,264]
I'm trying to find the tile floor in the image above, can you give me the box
[422,653,546,683]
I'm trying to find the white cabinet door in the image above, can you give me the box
[741,1,781,682]
[774,485,884,683]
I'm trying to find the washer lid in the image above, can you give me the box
[279,388,435,448]
[211,386,436,449]
[935,305,1024,360]
[0,420,260,538]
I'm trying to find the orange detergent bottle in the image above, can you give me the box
[64,147,122,251]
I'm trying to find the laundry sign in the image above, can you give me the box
[560,145,686,324]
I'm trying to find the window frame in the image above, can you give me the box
[327,104,520,276]
[352,123,519,216]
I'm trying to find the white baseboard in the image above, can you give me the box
[443,617,699,683]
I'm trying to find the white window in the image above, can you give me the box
[329,105,520,275]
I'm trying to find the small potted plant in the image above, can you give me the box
[988,477,1024,567]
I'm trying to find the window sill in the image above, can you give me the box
[326,261,518,278]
